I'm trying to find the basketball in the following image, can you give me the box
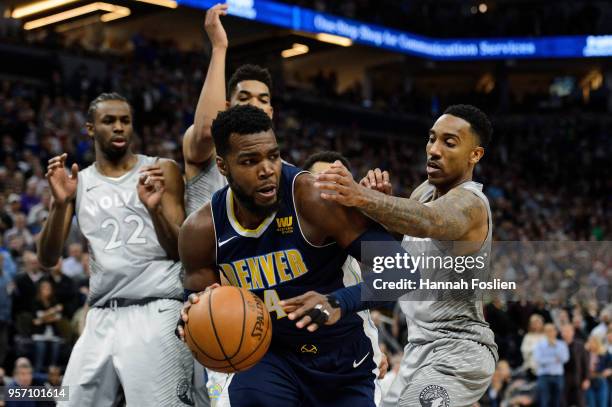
[184,286,272,373]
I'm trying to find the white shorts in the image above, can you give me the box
[381,339,495,407]
[58,299,194,407]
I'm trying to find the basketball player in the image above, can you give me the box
[303,151,388,381]
[37,93,193,406]
[182,6,274,404]
[287,105,498,407]
[183,4,272,216]
[177,105,422,406]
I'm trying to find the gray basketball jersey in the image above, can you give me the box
[400,181,498,356]
[75,155,182,306]
[185,159,227,216]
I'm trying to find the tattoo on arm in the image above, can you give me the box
[360,187,485,240]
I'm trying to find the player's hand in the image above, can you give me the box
[137,164,165,211]
[176,284,220,341]
[377,353,389,379]
[46,153,78,205]
[279,291,341,332]
[314,161,367,207]
[205,3,229,50]
[360,168,392,196]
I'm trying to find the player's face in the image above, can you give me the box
[87,100,133,162]
[220,130,282,217]
[229,80,273,118]
[425,114,483,187]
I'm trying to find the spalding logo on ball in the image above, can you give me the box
[184,286,272,373]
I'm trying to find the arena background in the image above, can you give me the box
[0,0,610,405]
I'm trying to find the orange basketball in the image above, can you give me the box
[184,286,272,373]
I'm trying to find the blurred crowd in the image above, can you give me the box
[0,34,611,406]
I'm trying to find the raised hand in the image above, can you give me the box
[46,153,79,205]
[205,3,229,50]
[137,164,165,212]
[360,168,393,196]
[314,160,367,207]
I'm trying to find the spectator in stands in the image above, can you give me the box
[5,358,40,407]
[26,187,50,234]
[31,280,63,373]
[521,314,546,377]
[584,335,611,407]
[591,306,611,341]
[12,251,43,332]
[5,193,23,222]
[3,213,34,251]
[48,259,78,321]
[480,359,512,406]
[60,243,84,281]
[19,179,40,215]
[561,323,590,407]
[533,323,569,407]
[0,252,13,368]
[0,194,13,235]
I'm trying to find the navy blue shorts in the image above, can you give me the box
[225,331,377,406]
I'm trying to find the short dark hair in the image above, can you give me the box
[303,151,351,172]
[87,92,131,123]
[211,104,273,157]
[443,104,492,148]
[227,64,273,99]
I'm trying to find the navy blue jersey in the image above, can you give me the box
[210,163,363,346]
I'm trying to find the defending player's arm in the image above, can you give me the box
[176,203,220,340]
[137,159,185,260]
[37,153,78,269]
[280,174,419,331]
[183,4,228,177]
[316,162,486,240]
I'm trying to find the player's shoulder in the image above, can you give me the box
[409,180,432,200]
[182,202,214,236]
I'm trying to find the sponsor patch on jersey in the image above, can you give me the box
[275,216,293,234]
[419,384,450,407]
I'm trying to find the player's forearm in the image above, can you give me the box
[191,47,227,157]
[357,186,436,237]
[37,201,70,268]
[148,207,180,261]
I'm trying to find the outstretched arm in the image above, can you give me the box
[280,174,418,331]
[316,162,486,240]
[183,4,229,174]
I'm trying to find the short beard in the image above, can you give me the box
[227,172,282,218]
[96,136,130,162]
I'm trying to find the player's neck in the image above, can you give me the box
[433,172,473,199]
[95,152,138,178]
[233,199,268,230]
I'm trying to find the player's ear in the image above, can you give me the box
[469,146,484,165]
[216,156,228,176]
[225,100,231,109]
[85,122,95,138]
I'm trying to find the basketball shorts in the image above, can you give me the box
[214,330,381,407]
[381,338,496,407]
[57,299,194,407]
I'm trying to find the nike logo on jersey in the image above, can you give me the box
[353,352,370,368]
[86,185,101,192]
[218,236,238,247]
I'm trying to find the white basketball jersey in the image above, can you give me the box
[75,155,182,306]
